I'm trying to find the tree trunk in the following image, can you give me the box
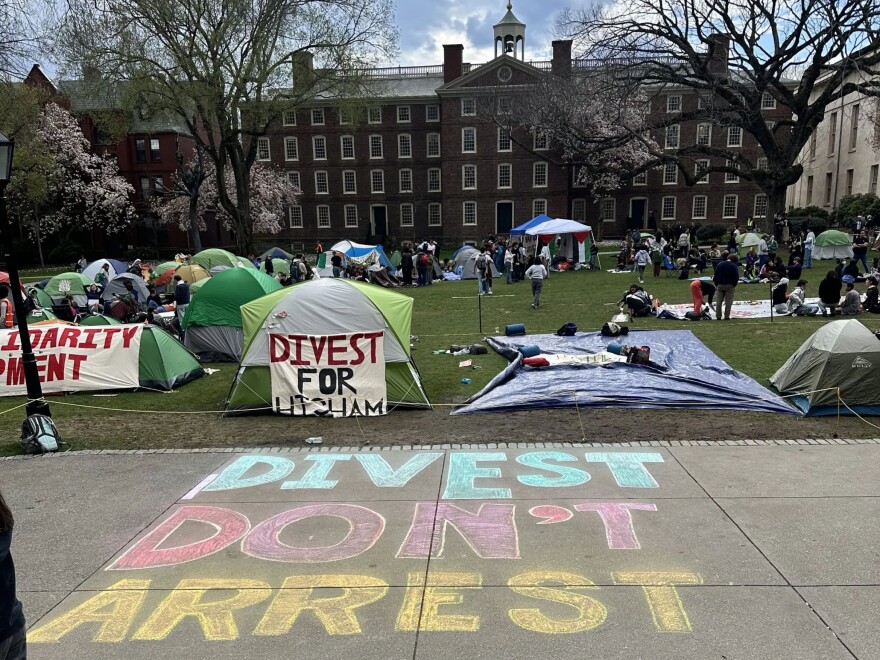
[33,205,45,268]
[188,196,203,252]
[767,188,788,225]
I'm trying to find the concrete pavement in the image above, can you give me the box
[3,441,878,659]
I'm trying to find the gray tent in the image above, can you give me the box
[101,273,150,304]
[770,319,880,415]
[453,247,501,280]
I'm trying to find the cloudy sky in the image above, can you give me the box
[394,0,570,66]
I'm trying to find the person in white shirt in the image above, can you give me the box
[504,247,514,284]
[804,228,816,269]
[539,242,551,278]
[525,257,547,309]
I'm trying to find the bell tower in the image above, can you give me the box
[494,2,526,60]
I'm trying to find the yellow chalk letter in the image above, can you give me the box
[612,571,702,632]
[508,571,607,634]
[396,572,482,632]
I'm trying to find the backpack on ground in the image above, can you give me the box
[684,310,703,321]
[21,415,60,454]
[601,322,629,337]
[556,322,578,337]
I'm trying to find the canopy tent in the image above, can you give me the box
[523,218,592,236]
[813,230,853,260]
[260,258,291,275]
[770,319,880,415]
[81,258,128,281]
[225,278,431,415]
[44,272,92,306]
[101,273,150,303]
[79,314,122,326]
[452,246,501,279]
[182,268,282,362]
[191,248,252,270]
[455,330,798,416]
[260,247,293,260]
[736,232,761,248]
[510,213,553,236]
[523,218,592,264]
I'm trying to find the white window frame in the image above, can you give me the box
[725,159,740,183]
[426,105,440,122]
[428,168,441,192]
[850,104,860,151]
[761,92,776,109]
[282,110,297,126]
[369,134,383,159]
[314,170,329,195]
[498,163,512,189]
[695,159,710,184]
[663,162,678,185]
[340,135,355,160]
[870,164,879,196]
[338,108,351,125]
[427,133,441,158]
[284,137,298,161]
[400,203,414,227]
[463,201,477,225]
[829,113,838,155]
[344,204,358,228]
[286,171,301,190]
[572,198,587,222]
[806,176,814,205]
[288,205,303,229]
[667,95,682,112]
[722,194,739,219]
[498,127,512,152]
[533,198,547,217]
[399,168,413,193]
[756,156,768,171]
[534,131,548,151]
[697,95,711,110]
[462,164,477,190]
[753,194,768,218]
[692,195,707,220]
[311,108,325,126]
[461,98,476,116]
[370,169,385,194]
[633,172,648,186]
[317,205,331,228]
[368,107,382,124]
[256,137,271,161]
[342,169,357,195]
[428,202,442,226]
[462,127,476,154]
[312,136,327,160]
[600,198,615,222]
[696,123,712,146]
[661,196,676,221]
[398,134,412,159]
[533,161,548,188]
[727,126,743,147]
[397,105,411,123]
[665,124,680,149]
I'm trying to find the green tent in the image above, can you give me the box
[235,256,257,269]
[140,325,205,390]
[191,249,251,270]
[736,232,761,247]
[189,278,210,295]
[260,258,290,275]
[813,230,854,260]
[26,309,58,323]
[225,278,431,415]
[182,268,281,361]
[45,272,92,299]
[79,314,122,326]
[27,287,52,308]
[153,260,180,274]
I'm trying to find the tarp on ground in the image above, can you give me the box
[453,330,798,415]
[770,319,880,415]
[813,230,854,260]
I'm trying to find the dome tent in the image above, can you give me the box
[770,319,880,415]
[260,258,291,275]
[452,246,501,279]
[44,272,92,306]
[182,268,282,362]
[191,248,253,270]
[813,230,853,260]
[101,273,150,302]
[140,325,205,390]
[82,259,128,281]
[79,314,122,326]
[225,279,431,415]
[260,247,293,260]
[735,232,761,248]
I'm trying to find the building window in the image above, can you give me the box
[727,126,742,147]
[806,176,814,205]
[283,110,297,126]
[533,199,547,216]
[761,92,776,109]
[754,194,768,218]
[462,164,477,190]
[824,172,833,205]
[661,196,676,220]
[692,195,707,220]
[498,128,512,152]
[428,168,441,192]
[695,159,709,184]
[756,156,768,171]
[461,98,476,116]
[667,95,681,112]
[697,94,712,110]
[256,137,271,161]
[845,168,854,197]
[722,194,738,218]
[870,165,879,196]
[399,168,413,193]
[371,170,385,194]
[427,133,440,157]
[289,206,303,228]
[534,131,548,151]
[463,201,477,225]
[312,136,326,160]
[139,176,151,200]
[828,112,838,155]
[600,198,615,222]
[497,96,512,115]
[428,202,442,226]
[696,123,712,146]
[342,170,357,194]
[810,132,817,159]
[398,134,412,158]
[850,104,860,151]
[400,203,414,227]
[368,106,382,123]
[340,135,355,160]
[533,162,548,187]
[663,162,678,184]
[369,135,383,159]
[633,172,647,185]
[317,204,331,228]
[572,199,586,221]
[498,163,512,189]
[397,105,411,123]
[286,171,301,189]
[344,205,358,228]
[572,166,586,188]
[314,170,329,194]
[462,127,476,153]
[426,105,439,122]
[725,159,739,183]
[311,108,325,125]
[665,124,680,149]
[284,137,298,161]
[338,108,351,124]
[135,139,146,162]
[150,138,160,162]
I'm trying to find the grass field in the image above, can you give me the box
[0,254,874,455]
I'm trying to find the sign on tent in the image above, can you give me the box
[268,330,387,416]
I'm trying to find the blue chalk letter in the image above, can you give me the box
[443,452,511,499]
[204,455,294,492]
[585,452,664,488]
[282,454,351,489]
[516,452,591,488]
[355,453,443,487]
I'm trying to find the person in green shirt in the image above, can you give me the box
[94,263,110,289]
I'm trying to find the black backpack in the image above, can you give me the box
[556,323,578,336]
[21,415,60,454]
[601,322,630,337]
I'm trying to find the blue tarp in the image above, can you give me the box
[453,330,799,416]
[510,214,552,236]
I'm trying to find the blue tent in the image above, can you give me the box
[510,214,553,236]
[454,330,799,416]
[330,240,394,270]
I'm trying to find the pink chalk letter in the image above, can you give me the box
[574,502,657,549]
[528,505,573,525]
[397,503,519,559]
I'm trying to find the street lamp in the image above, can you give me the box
[0,131,52,418]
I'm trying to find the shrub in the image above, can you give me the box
[47,240,83,266]
[787,205,830,219]
[696,224,727,242]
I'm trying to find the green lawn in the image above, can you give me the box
[0,256,871,455]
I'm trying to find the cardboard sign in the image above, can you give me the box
[0,325,143,396]
[268,331,386,416]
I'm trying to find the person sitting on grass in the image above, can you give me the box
[787,279,819,316]
[787,257,803,281]
[619,283,654,317]
[817,270,842,316]
[863,276,880,313]
[840,282,862,315]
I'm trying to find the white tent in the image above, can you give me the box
[524,218,592,263]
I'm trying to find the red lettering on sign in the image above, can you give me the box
[4,357,23,386]
[59,327,79,349]
[122,326,139,348]
[0,333,19,352]
[69,354,87,379]
[102,328,122,349]
[269,334,290,363]
[46,353,65,382]
[327,336,347,365]
[349,333,365,365]
[39,327,59,350]
[309,336,328,363]
[80,328,100,349]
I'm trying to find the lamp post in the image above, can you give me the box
[0,131,51,417]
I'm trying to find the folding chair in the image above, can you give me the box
[662,255,678,276]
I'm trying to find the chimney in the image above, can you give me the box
[443,44,464,83]
[551,40,572,75]
[292,51,315,89]
[706,34,730,77]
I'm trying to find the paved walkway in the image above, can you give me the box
[4,441,879,659]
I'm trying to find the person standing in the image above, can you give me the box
[0,287,12,329]
[474,249,488,295]
[713,253,740,320]
[634,244,650,283]
[539,241,551,278]
[758,234,769,269]
[852,230,869,273]
[401,247,413,287]
[173,274,190,328]
[331,252,343,278]
[0,490,26,660]
[525,257,547,309]
[804,227,816,268]
[315,241,324,258]
[504,245,514,284]
[264,256,274,277]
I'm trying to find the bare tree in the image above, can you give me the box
[54,0,397,253]
[557,0,880,218]
[155,147,209,253]
[0,0,48,78]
